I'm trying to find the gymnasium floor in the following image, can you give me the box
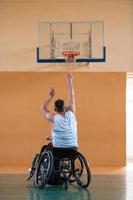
[0,164,133,200]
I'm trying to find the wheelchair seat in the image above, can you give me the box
[53,147,78,160]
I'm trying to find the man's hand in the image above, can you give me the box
[49,88,55,98]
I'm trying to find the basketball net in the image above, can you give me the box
[61,40,81,65]
[62,51,80,64]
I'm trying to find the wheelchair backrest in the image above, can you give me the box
[53,147,78,160]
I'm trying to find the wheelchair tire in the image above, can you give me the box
[34,150,54,188]
[75,152,91,188]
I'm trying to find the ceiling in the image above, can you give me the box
[0,0,132,2]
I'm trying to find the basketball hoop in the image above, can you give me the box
[62,51,80,64]
[61,40,81,64]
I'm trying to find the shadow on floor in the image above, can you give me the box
[27,185,92,200]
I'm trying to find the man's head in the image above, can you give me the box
[54,99,65,113]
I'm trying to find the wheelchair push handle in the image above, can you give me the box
[46,135,52,142]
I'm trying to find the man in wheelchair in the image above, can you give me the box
[27,73,91,189]
[42,73,78,149]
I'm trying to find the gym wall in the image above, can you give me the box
[0,72,126,167]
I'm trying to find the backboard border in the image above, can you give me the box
[37,46,106,63]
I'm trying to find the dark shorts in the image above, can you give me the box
[40,143,78,159]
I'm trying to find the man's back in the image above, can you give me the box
[52,111,78,148]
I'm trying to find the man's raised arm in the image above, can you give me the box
[41,88,55,122]
[67,73,75,113]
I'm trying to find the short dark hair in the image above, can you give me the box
[54,99,64,112]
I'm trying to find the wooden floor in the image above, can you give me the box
[0,163,133,200]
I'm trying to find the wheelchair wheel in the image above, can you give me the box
[74,152,91,188]
[27,154,40,180]
[34,151,54,188]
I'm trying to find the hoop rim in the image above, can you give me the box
[62,51,80,57]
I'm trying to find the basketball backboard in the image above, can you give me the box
[37,21,106,63]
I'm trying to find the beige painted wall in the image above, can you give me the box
[0,0,133,71]
[0,72,126,167]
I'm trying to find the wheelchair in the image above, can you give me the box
[27,143,91,190]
